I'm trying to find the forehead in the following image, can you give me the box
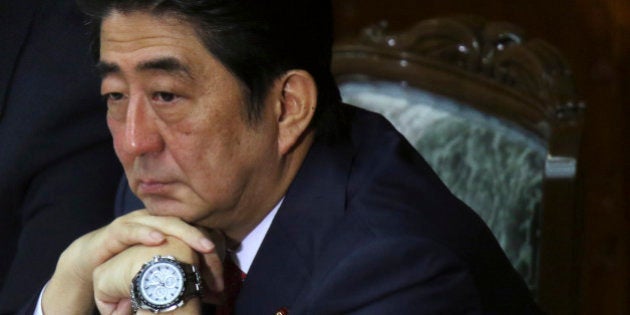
[99,11,209,70]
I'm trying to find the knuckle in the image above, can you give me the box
[111,215,127,225]
[131,226,148,240]
[93,265,104,283]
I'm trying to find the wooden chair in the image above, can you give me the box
[332,16,585,314]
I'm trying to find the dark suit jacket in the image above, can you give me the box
[0,1,122,313]
[115,105,542,314]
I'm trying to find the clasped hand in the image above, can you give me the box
[42,210,226,315]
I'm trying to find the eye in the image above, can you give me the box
[103,92,124,102]
[152,92,178,103]
[102,92,127,121]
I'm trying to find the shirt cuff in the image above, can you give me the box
[33,282,48,315]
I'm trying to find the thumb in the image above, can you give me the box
[196,228,227,304]
[114,299,133,315]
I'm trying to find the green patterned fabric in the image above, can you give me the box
[340,81,545,291]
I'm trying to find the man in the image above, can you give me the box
[0,1,122,313]
[31,0,543,314]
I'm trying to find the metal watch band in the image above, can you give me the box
[130,255,203,313]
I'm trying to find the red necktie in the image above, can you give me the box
[215,255,246,315]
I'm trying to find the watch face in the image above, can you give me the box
[139,260,185,307]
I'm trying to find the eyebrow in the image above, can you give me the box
[95,61,120,78]
[95,57,193,79]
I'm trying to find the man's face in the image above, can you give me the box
[100,11,282,235]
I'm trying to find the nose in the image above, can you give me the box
[122,96,164,156]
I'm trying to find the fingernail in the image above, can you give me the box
[200,238,214,251]
[150,231,164,241]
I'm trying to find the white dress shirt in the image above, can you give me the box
[232,198,282,274]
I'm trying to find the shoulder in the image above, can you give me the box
[343,105,490,250]
[328,105,540,313]
[298,234,483,314]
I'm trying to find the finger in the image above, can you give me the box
[197,229,225,303]
[200,228,225,291]
[114,299,133,315]
[87,210,214,267]
[121,210,216,254]
[93,250,138,315]
[200,251,224,304]
[92,258,130,314]
[95,298,117,315]
[87,221,166,266]
[204,229,227,261]
[95,299,133,315]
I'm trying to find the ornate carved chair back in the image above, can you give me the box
[332,16,585,303]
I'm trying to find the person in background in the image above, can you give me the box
[0,1,122,313]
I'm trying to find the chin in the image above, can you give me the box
[145,199,212,226]
[143,196,186,216]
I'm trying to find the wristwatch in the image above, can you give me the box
[130,255,203,313]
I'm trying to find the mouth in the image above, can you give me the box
[136,179,176,195]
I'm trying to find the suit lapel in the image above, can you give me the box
[0,0,40,118]
[235,134,355,314]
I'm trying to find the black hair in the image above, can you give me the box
[76,0,342,136]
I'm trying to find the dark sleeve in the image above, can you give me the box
[299,238,484,315]
[0,144,121,314]
[0,1,122,313]
[114,176,145,217]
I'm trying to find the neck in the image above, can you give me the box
[223,129,315,242]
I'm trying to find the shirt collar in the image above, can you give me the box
[231,198,283,274]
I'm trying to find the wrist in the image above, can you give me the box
[131,255,203,313]
[137,298,201,315]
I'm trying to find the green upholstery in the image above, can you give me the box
[340,80,545,289]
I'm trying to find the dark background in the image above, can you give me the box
[332,1,629,314]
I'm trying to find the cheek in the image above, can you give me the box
[169,128,242,183]
[107,119,131,165]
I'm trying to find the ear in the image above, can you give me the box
[274,70,317,155]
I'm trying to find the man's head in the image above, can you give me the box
[78,0,340,130]
[79,0,339,240]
